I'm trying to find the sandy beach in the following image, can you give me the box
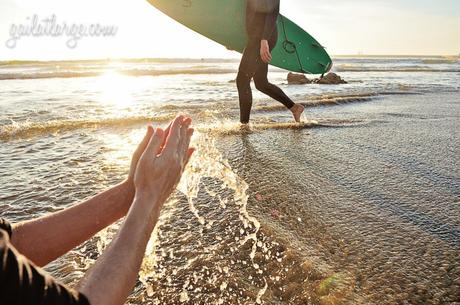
[2,0,460,303]
[0,58,459,304]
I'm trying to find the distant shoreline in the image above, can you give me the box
[333,54,460,58]
[0,55,459,65]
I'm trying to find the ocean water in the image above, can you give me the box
[0,56,459,304]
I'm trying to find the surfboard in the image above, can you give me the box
[146,0,333,74]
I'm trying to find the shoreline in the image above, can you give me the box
[1,54,459,65]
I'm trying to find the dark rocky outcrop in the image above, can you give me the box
[287,72,347,85]
[287,72,311,84]
[315,72,347,84]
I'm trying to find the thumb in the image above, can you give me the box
[143,128,165,159]
[134,125,154,157]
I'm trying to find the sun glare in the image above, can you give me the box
[98,71,133,108]
[99,128,144,170]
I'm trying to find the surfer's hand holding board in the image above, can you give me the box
[260,39,272,63]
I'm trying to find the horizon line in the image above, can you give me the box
[1,54,459,64]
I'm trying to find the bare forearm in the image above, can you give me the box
[78,116,193,305]
[78,196,160,305]
[11,181,134,266]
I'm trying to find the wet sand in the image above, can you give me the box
[111,92,460,304]
[212,92,459,304]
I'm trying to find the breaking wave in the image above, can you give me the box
[0,114,175,141]
[1,90,417,141]
[0,68,237,80]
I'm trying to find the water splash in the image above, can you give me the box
[69,126,336,304]
[180,132,261,255]
[135,132,268,303]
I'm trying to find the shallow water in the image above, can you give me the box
[216,93,460,304]
[0,58,459,304]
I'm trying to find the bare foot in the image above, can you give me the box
[239,123,251,132]
[290,104,305,122]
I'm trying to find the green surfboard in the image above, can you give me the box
[146,0,332,74]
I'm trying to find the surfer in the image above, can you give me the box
[237,0,305,124]
[0,116,194,305]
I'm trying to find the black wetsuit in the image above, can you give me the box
[237,0,295,123]
[0,218,90,305]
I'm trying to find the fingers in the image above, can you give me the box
[163,115,184,155]
[134,125,154,157]
[180,118,191,141]
[160,115,194,166]
[261,50,272,63]
[183,117,192,129]
[261,52,267,63]
[143,128,165,159]
[181,127,194,162]
[179,118,192,154]
[184,147,195,167]
[160,121,173,151]
[265,49,272,62]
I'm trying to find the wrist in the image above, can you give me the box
[121,179,135,194]
[120,179,136,209]
[133,190,160,210]
[130,194,162,225]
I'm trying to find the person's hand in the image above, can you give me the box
[127,126,154,186]
[127,121,174,185]
[133,116,194,212]
[260,39,272,63]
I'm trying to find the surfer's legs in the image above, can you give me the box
[236,71,253,124]
[253,64,303,122]
[253,63,295,109]
[237,35,301,123]
[255,34,304,123]
[237,39,260,124]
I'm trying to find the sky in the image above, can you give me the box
[0,0,459,60]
